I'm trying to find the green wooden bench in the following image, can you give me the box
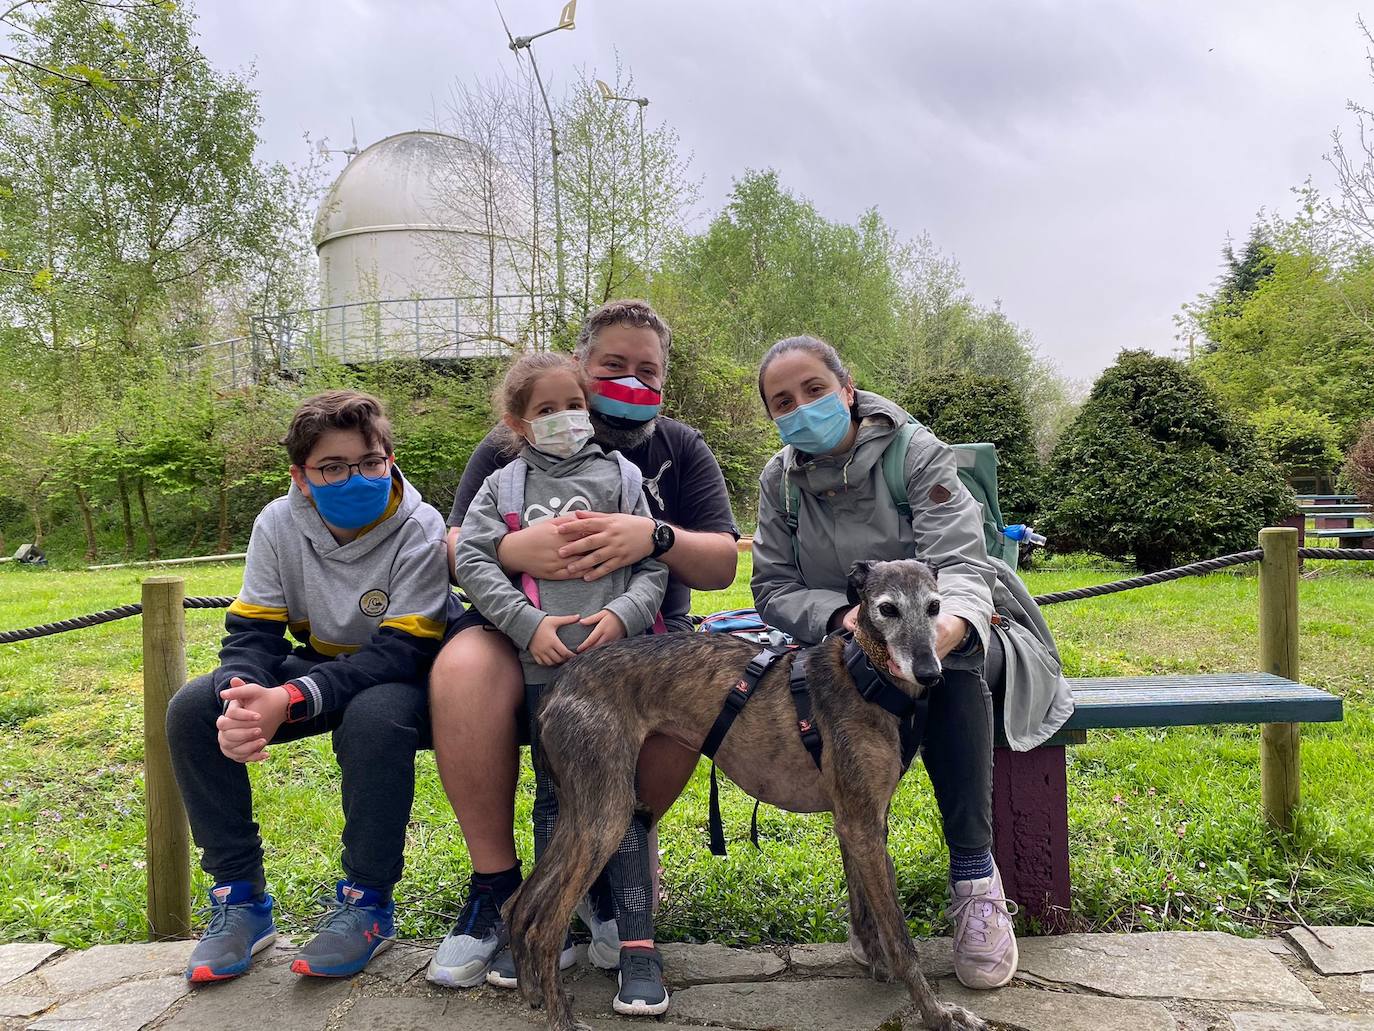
[992,672,1344,923]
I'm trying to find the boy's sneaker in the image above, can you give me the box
[613,946,670,1016]
[576,896,622,970]
[291,881,394,978]
[185,881,277,983]
[946,863,1019,990]
[427,877,509,989]
[485,933,577,989]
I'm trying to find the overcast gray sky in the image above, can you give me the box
[197,0,1372,381]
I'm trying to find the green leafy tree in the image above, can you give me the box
[897,373,1042,520]
[1250,403,1345,482]
[1042,351,1293,571]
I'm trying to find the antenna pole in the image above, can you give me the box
[525,45,566,322]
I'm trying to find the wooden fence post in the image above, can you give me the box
[142,575,191,939]
[1258,527,1301,832]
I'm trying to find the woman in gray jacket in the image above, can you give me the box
[750,335,1073,994]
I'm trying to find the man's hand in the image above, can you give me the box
[217,677,288,763]
[557,511,655,581]
[530,613,581,666]
[575,609,626,652]
[934,614,972,660]
[497,517,578,580]
[840,605,859,633]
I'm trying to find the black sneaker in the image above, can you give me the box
[485,933,577,989]
[427,877,509,989]
[613,946,670,1016]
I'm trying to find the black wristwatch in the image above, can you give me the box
[650,519,676,558]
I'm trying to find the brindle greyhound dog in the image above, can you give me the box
[505,558,990,1031]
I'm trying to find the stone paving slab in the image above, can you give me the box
[160,961,351,1030]
[787,938,955,980]
[936,981,1176,1031]
[362,942,434,984]
[1017,931,1322,1009]
[669,977,909,1031]
[0,996,53,1019]
[34,940,194,1000]
[28,975,187,1031]
[1364,973,1374,994]
[1231,1014,1374,1031]
[1288,927,1374,975]
[658,942,785,986]
[0,945,62,991]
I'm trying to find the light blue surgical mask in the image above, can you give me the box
[774,391,853,455]
[310,471,393,530]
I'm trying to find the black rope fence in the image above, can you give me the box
[1,547,1372,644]
[0,596,234,645]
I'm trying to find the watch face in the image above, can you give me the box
[653,522,674,552]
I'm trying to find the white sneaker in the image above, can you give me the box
[946,863,1019,990]
[576,896,622,970]
[426,883,506,989]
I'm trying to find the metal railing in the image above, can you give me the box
[181,294,547,388]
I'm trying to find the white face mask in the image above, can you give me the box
[524,408,594,458]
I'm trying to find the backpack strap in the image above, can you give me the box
[495,458,540,607]
[880,419,919,520]
[788,652,823,770]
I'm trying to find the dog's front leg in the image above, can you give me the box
[832,805,988,1031]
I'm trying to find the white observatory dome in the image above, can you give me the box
[312,131,534,360]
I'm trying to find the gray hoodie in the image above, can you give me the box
[217,467,453,720]
[751,390,1073,750]
[454,442,669,685]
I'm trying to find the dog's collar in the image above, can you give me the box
[833,632,924,719]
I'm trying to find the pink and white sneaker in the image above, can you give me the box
[946,863,1019,989]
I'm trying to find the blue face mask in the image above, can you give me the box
[775,391,852,454]
[309,471,393,530]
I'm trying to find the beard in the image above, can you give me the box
[590,410,658,452]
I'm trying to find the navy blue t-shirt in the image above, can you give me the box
[448,417,740,624]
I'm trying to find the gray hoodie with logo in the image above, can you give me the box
[751,390,1074,750]
[215,467,454,720]
[455,441,669,686]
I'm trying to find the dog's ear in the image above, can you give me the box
[846,560,874,606]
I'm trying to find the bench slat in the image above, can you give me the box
[1058,672,1343,734]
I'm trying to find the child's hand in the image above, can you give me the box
[531,613,581,666]
[217,677,287,763]
[576,609,626,652]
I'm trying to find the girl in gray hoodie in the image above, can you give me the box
[453,353,672,1014]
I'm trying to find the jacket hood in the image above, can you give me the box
[520,439,608,477]
[288,464,424,560]
[784,390,911,498]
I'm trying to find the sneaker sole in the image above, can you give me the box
[426,952,497,990]
[612,981,671,1016]
[485,945,577,989]
[187,930,277,983]
[291,937,391,978]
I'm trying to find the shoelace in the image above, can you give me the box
[453,886,501,938]
[196,899,233,937]
[621,951,661,984]
[947,892,1019,948]
[313,893,370,935]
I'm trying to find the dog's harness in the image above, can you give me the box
[701,635,929,855]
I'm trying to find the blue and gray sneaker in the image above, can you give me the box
[427,878,509,989]
[186,881,277,983]
[290,881,394,978]
[576,895,622,971]
[486,933,577,989]
[614,946,670,1016]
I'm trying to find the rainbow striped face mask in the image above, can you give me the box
[589,375,663,428]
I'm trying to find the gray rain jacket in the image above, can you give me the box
[751,390,1074,750]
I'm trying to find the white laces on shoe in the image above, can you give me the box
[947,887,1019,950]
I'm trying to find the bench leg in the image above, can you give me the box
[992,745,1070,929]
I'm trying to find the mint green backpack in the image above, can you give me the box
[782,418,1019,570]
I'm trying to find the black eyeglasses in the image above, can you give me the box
[304,457,390,485]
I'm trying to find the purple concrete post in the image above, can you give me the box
[992,745,1071,928]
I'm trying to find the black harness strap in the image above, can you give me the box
[839,634,924,718]
[703,648,786,856]
[788,653,823,770]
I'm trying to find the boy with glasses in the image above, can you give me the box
[166,390,454,982]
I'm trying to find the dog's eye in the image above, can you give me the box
[926,600,940,617]
[878,602,900,619]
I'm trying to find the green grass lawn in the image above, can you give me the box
[1,552,1372,948]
